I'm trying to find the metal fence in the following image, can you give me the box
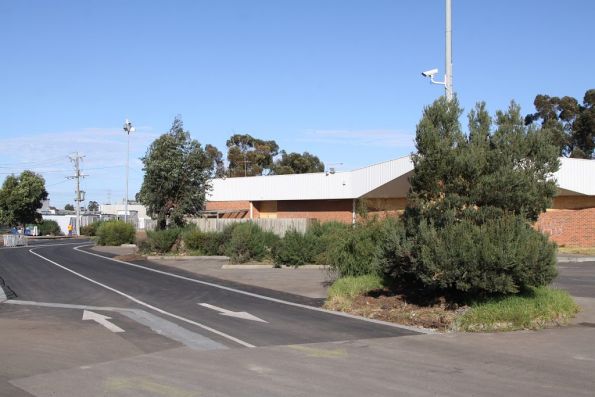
[2,234,28,247]
[187,218,314,237]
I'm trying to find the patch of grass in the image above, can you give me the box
[457,287,580,332]
[558,246,595,256]
[325,274,384,311]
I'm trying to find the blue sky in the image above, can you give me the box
[0,0,593,207]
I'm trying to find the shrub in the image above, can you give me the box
[37,220,62,236]
[146,228,182,254]
[273,230,319,267]
[226,222,275,263]
[96,221,135,246]
[390,214,558,296]
[183,229,224,255]
[317,219,393,277]
[80,221,102,236]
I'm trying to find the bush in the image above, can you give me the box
[317,219,393,277]
[80,221,102,236]
[96,221,135,246]
[183,229,224,255]
[273,230,319,267]
[146,228,182,254]
[37,220,62,236]
[225,222,277,263]
[390,214,558,296]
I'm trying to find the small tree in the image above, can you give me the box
[394,96,560,297]
[0,171,48,226]
[138,117,211,229]
[226,134,279,177]
[64,204,74,211]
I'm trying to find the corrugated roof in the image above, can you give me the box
[207,156,595,201]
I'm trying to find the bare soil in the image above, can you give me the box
[327,290,467,331]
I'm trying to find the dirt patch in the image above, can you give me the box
[326,291,467,331]
[113,254,146,262]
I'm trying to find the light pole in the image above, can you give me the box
[123,119,135,223]
[421,0,453,100]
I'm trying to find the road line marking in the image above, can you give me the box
[28,248,255,348]
[73,245,431,334]
[199,303,268,323]
[4,300,226,351]
[82,310,125,333]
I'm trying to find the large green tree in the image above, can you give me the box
[525,89,595,158]
[226,134,279,177]
[138,117,211,229]
[271,151,325,175]
[0,171,48,226]
[205,144,226,178]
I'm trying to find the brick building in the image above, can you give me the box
[206,156,595,247]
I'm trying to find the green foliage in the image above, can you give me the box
[138,117,212,229]
[226,134,279,177]
[393,215,558,296]
[525,89,595,158]
[273,230,318,267]
[64,204,74,211]
[225,222,278,263]
[457,287,579,332]
[146,228,182,253]
[272,151,325,175]
[37,220,62,236]
[317,219,394,277]
[183,229,225,255]
[327,274,385,301]
[205,144,226,178]
[0,171,48,226]
[80,221,102,236]
[96,221,135,246]
[390,96,560,298]
[87,201,99,212]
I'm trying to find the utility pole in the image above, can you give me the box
[67,153,86,236]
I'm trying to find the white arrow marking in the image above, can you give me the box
[82,310,125,333]
[199,303,268,323]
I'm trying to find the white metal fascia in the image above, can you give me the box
[554,157,595,195]
[207,156,414,202]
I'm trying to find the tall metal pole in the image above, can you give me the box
[125,131,130,223]
[445,0,453,100]
[123,119,134,223]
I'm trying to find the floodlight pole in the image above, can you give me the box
[445,0,453,101]
[123,119,135,223]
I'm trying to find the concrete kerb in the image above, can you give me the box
[557,256,595,263]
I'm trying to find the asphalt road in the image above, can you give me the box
[0,240,416,350]
[1,240,594,397]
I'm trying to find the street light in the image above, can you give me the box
[421,0,453,100]
[123,119,135,223]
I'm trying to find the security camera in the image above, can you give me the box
[421,68,439,78]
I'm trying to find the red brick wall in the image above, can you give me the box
[276,200,354,223]
[535,208,595,247]
[205,201,252,218]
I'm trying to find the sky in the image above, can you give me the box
[0,0,593,208]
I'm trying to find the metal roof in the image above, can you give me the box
[207,156,595,201]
